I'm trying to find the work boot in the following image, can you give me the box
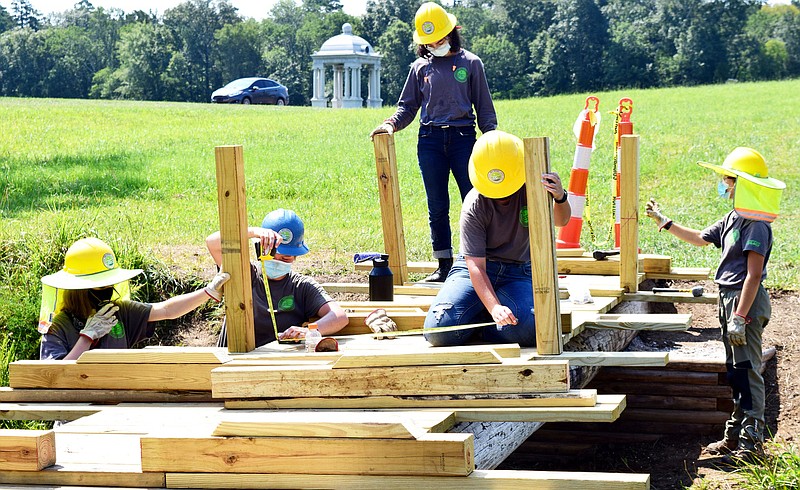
[721,445,764,466]
[423,258,453,283]
[705,438,738,456]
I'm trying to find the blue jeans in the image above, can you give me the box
[423,257,536,346]
[417,125,476,258]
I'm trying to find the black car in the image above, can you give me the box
[211,77,289,105]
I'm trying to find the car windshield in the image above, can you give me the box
[224,79,257,90]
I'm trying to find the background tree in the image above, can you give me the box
[471,34,526,99]
[114,22,174,100]
[376,18,414,106]
[11,0,41,30]
[214,19,264,83]
[0,5,16,33]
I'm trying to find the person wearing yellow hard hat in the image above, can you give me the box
[646,147,786,465]
[422,131,571,347]
[370,1,497,283]
[39,237,230,361]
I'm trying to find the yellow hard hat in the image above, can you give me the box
[469,130,525,199]
[413,2,457,45]
[697,147,785,190]
[41,237,142,290]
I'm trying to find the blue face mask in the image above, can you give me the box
[717,180,733,199]
[263,259,292,279]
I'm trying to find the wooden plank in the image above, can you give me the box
[338,299,433,310]
[645,267,711,280]
[373,133,409,285]
[525,136,562,355]
[529,351,669,367]
[0,464,165,487]
[331,345,504,369]
[142,433,474,476]
[557,257,643,276]
[224,390,597,410]
[622,291,717,304]
[76,348,231,364]
[336,309,426,334]
[0,429,56,471]
[0,387,213,404]
[451,394,626,423]
[167,469,650,489]
[560,296,621,333]
[576,313,692,331]
[321,282,440,296]
[619,135,639,293]
[211,361,570,399]
[639,254,671,273]
[215,145,255,353]
[9,361,213,391]
[0,403,101,421]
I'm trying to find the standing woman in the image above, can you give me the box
[370,2,497,282]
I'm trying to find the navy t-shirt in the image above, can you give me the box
[701,210,772,288]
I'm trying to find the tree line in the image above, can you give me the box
[0,0,798,106]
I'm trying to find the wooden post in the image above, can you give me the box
[524,137,563,355]
[214,145,255,353]
[619,135,640,293]
[372,133,409,285]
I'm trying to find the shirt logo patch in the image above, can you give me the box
[108,321,125,339]
[278,295,295,312]
[520,207,529,228]
[454,67,468,83]
[746,239,761,248]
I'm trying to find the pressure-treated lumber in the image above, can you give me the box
[141,432,474,476]
[166,469,650,490]
[338,299,433,310]
[0,387,213,404]
[0,464,165,487]
[449,394,625,423]
[372,133,409,285]
[211,360,570,398]
[556,257,643,276]
[528,351,669,367]
[645,267,711,280]
[622,291,717,304]
[76,348,231,364]
[0,403,101,421]
[524,136,562,355]
[639,254,671,273]
[9,360,213,391]
[0,429,56,471]
[321,282,441,296]
[619,135,639,293]
[214,145,255,353]
[575,313,692,331]
[331,345,505,368]
[336,309,426,334]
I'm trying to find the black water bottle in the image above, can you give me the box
[369,254,394,301]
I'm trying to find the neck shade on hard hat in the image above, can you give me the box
[41,237,143,290]
[413,2,457,46]
[468,130,525,199]
[261,208,310,256]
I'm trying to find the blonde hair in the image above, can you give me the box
[60,289,118,321]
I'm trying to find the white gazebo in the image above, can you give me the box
[311,23,382,108]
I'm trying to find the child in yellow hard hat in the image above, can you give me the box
[646,147,785,465]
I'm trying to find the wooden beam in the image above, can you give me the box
[0,387,213,404]
[645,267,711,280]
[372,133,409,285]
[76,348,231,364]
[224,390,597,410]
[211,361,570,399]
[622,291,717,304]
[166,469,650,489]
[141,433,474,476]
[619,135,639,293]
[451,394,626,423]
[524,137,562,355]
[336,309,426,334]
[575,313,692,331]
[331,345,505,368]
[320,282,440,296]
[0,464,165,487]
[214,145,255,353]
[528,351,669,367]
[0,403,101,421]
[0,429,56,470]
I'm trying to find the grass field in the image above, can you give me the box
[1,79,798,289]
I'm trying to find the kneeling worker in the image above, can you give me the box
[423,130,571,347]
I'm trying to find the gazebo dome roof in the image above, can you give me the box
[317,23,374,55]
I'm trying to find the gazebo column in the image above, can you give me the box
[332,65,343,109]
[367,65,382,109]
[311,63,326,108]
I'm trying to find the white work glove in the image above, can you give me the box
[727,315,747,346]
[204,271,231,302]
[645,198,672,231]
[80,303,119,341]
[369,122,394,140]
[365,308,398,337]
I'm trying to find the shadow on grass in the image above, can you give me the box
[0,152,150,216]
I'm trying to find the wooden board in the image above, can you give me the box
[372,133,409,285]
[556,257,643,276]
[449,394,626,423]
[622,291,717,304]
[528,351,669,367]
[575,313,692,331]
[9,361,213,391]
[0,387,214,404]
[645,267,711,280]
[331,345,505,369]
[0,429,56,471]
[619,135,640,293]
[0,464,165,487]
[320,282,443,296]
[76,347,231,364]
[336,309,426,334]
[166,469,649,490]
[0,403,101,421]
[224,390,597,410]
[141,432,474,476]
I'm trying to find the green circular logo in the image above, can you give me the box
[422,21,435,35]
[108,321,124,339]
[454,67,468,83]
[278,227,293,245]
[278,295,295,312]
[488,169,505,184]
[102,253,115,269]
[520,207,529,228]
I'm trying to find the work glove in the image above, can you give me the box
[645,198,672,231]
[727,315,747,346]
[204,271,231,302]
[365,308,398,337]
[369,122,394,140]
[80,303,119,341]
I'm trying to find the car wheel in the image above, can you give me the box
[242,97,251,105]
[276,98,286,106]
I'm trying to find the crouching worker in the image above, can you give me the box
[423,130,571,347]
[39,237,229,361]
[206,208,348,348]
[646,147,785,465]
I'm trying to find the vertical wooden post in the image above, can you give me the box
[214,145,255,353]
[372,133,409,285]
[619,135,640,293]
[524,137,563,355]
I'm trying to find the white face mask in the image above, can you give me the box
[263,259,292,279]
[428,42,451,57]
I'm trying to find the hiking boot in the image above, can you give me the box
[721,446,763,466]
[705,438,738,456]
[423,258,453,283]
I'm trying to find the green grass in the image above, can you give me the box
[1,79,799,290]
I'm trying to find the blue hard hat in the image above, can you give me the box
[261,209,309,256]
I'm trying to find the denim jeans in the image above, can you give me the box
[417,125,477,258]
[423,257,536,346]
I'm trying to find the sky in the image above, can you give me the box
[1,0,369,20]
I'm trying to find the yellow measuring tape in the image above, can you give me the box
[259,249,302,344]
[372,321,497,339]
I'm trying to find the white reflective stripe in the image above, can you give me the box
[572,146,592,170]
[568,194,585,217]
[614,197,621,223]
[616,149,623,171]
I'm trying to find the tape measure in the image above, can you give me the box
[372,321,497,339]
